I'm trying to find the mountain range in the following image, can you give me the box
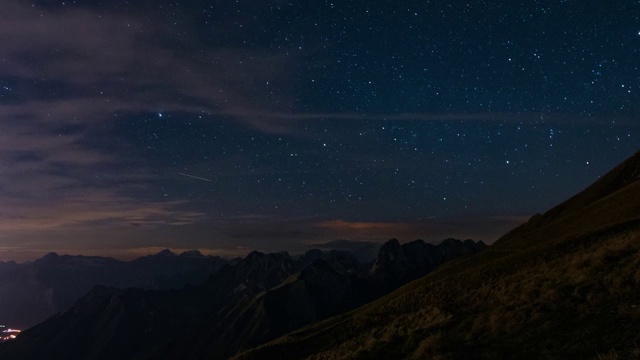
[0,250,227,329]
[2,149,638,359]
[0,238,485,359]
[235,150,640,359]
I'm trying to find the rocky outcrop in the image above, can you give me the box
[370,238,486,291]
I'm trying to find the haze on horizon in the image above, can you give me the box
[0,0,638,262]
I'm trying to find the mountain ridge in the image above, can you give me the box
[496,150,640,249]
[234,149,640,359]
[0,249,228,329]
[0,238,485,360]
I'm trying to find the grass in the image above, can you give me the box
[234,152,640,360]
[597,343,640,360]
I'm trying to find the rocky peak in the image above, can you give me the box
[180,250,204,258]
[37,252,60,263]
[370,239,409,276]
[156,249,176,257]
[370,238,487,281]
[226,251,296,291]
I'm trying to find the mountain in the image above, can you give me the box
[234,150,640,359]
[0,250,227,329]
[0,239,485,359]
[310,239,382,263]
[164,239,485,359]
[369,238,486,294]
[0,251,299,360]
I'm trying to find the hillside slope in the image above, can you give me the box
[235,150,640,360]
[0,240,484,360]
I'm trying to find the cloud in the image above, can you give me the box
[0,113,203,236]
[0,1,299,252]
[0,191,205,233]
[315,220,406,232]
[0,1,298,130]
[3,0,631,136]
[313,216,528,244]
[0,1,561,261]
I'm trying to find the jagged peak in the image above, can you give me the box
[381,238,401,248]
[35,252,60,263]
[465,239,487,248]
[247,250,265,258]
[180,250,203,257]
[156,249,176,257]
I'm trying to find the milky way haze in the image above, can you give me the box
[1,0,638,261]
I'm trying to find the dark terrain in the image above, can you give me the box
[5,150,638,359]
[236,150,640,359]
[0,238,484,359]
[0,250,227,329]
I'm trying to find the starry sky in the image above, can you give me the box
[1,0,638,262]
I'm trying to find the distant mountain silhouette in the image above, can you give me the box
[0,238,484,359]
[370,238,486,293]
[310,239,382,263]
[0,250,227,329]
[235,150,640,360]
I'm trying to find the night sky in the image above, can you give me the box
[1,0,638,261]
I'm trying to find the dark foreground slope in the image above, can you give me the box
[235,150,640,360]
[0,240,484,360]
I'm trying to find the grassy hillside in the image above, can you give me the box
[235,151,640,360]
